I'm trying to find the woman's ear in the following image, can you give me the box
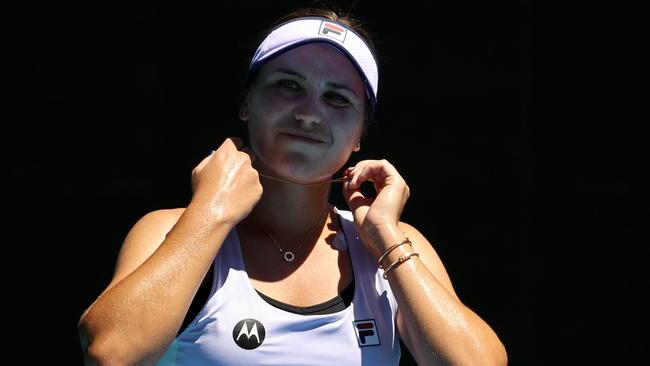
[353,141,361,152]
[239,101,249,121]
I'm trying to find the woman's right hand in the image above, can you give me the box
[190,137,263,225]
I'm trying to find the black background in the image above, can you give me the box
[9,1,646,365]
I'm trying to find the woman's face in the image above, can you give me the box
[245,43,366,184]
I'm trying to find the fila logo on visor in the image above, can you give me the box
[319,21,347,43]
[353,319,380,347]
[232,318,266,350]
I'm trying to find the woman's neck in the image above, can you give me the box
[242,175,332,239]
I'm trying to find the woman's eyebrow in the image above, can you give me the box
[272,68,305,80]
[326,82,359,98]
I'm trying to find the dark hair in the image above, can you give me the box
[245,7,379,135]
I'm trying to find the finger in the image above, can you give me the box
[195,150,214,171]
[227,136,244,150]
[349,160,402,190]
[343,185,365,207]
[240,146,256,162]
[373,181,382,193]
[347,164,366,189]
[348,162,387,189]
[342,184,372,217]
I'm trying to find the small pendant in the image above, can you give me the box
[283,251,295,262]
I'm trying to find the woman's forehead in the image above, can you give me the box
[259,43,365,92]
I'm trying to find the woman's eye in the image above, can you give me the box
[326,92,351,105]
[277,79,299,89]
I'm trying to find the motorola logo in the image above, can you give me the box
[232,318,266,350]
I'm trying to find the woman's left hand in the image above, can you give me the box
[342,159,410,257]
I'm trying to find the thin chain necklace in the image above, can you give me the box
[259,173,347,185]
[258,204,331,263]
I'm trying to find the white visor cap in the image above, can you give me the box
[248,17,379,111]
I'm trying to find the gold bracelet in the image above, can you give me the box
[382,251,419,279]
[378,237,412,268]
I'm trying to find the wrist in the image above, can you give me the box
[377,237,412,268]
[185,200,239,230]
[362,223,406,260]
[375,233,420,279]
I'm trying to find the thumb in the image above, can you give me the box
[343,183,372,222]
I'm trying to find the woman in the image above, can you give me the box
[79,7,507,366]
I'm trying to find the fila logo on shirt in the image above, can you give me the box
[232,318,266,350]
[318,21,347,43]
[353,319,381,347]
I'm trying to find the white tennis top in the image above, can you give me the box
[156,208,401,365]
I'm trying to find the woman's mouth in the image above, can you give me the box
[281,132,327,144]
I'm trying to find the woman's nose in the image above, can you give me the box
[294,111,322,126]
[293,95,323,127]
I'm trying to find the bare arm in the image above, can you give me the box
[344,160,507,366]
[78,138,261,365]
[386,222,506,366]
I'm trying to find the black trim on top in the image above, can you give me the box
[256,279,354,315]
